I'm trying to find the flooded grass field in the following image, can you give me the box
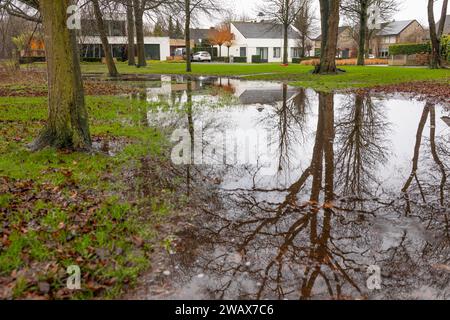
[124,76,450,300]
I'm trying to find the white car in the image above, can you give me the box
[192,51,212,62]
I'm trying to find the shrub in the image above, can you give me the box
[82,57,102,63]
[252,55,262,63]
[300,58,388,66]
[233,56,247,63]
[292,57,313,64]
[389,43,431,55]
[212,56,229,62]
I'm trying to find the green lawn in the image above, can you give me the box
[67,61,450,91]
[0,96,184,299]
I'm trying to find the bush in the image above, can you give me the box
[81,57,102,63]
[292,57,313,64]
[389,43,431,55]
[233,56,247,63]
[252,55,262,63]
[212,56,230,63]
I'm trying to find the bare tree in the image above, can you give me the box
[3,0,92,150]
[259,0,305,64]
[181,0,223,72]
[132,0,167,67]
[125,0,135,65]
[314,0,340,74]
[341,0,398,66]
[92,0,119,77]
[293,0,316,58]
[428,0,448,68]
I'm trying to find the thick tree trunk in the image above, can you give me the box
[427,0,448,69]
[185,0,191,72]
[133,0,146,67]
[31,0,91,151]
[92,0,118,77]
[283,22,289,64]
[357,0,369,66]
[314,0,340,74]
[126,0,135,66]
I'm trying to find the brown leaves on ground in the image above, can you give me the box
[0,70,142,97]
[354,81,450,105]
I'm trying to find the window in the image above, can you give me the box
[291,47,300,58]
[273,47,281,58]
[240,47,247,57]
[379,49,389,58]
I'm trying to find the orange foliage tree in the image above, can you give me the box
[208,24,234,58]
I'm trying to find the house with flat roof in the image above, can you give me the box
[218,21,304,63]
[78,14,170,61]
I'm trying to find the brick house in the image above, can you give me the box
[369,20,425,58]
[313,26,357,58]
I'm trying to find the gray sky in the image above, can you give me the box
[198,0,449,28]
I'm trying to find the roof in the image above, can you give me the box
[231,22,298,39]
[314,26,351,41]
[436,15,450,35]
[377,20,417,36]
[190,28,214,41]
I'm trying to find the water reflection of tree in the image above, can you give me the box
[258,84,309,173]
[179,92,369,300]
[334,93,390,202]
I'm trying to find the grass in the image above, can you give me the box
[42,61,450,92]
[0,95,183,299]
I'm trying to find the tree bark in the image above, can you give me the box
[133,0,146,67]
[283,22,289,64]
[357,0,369,66]
[427,0,448,69]
[31,0,91,151]
[314,0,340,74]
[126,0,135,66]
[185,0,191,72]
[92,0,118,77]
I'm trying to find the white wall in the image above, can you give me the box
[78,36,170,61]
[215,24,301,63]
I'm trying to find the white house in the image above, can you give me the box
[218,22,303,63]
[78,15,170,61]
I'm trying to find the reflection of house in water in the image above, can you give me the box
[442,116,450,127]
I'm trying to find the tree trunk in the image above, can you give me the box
[283,22,289,64]
[133,0,146,67]
[126,0,135,66]
[31,0,91,151]
[92,0,118,77]
[301,35,306,58]
[314,0,340,74]
[185,0,191,72]
[427,0,448,69]
[357,0,369,66]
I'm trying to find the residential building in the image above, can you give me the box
[78,14,170,61]
[436,15,450,35]
[313,26,357,58]
[219,21,302,63]
[370,20,425,57]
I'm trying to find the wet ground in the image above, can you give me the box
[127,76,450,300]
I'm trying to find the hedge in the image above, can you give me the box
[81,57,102,63]
[233,56,247,63]
[292,57,313,64]
[251,55,262,63]
[389,43,431,55]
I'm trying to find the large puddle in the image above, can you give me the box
[134,76,450,300]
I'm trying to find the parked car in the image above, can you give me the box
[192,51,212,62]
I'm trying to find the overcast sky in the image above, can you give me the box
[197,0,449,28]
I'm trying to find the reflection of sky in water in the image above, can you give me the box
[137,76,450,300]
